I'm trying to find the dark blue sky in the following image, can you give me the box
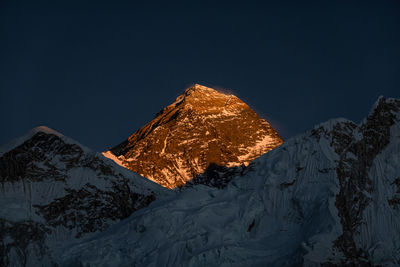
[1,1,399,151]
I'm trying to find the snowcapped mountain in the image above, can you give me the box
[0,126,168,266]
[57,97,400,266]
[104,84,283,189]
[2,95,400,267]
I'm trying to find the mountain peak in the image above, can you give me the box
[171,84,248,116]
[186,83,217,93]
[0,126,91,157]
[30,125,63,137]
[0,126,63,156]
[183,83,231,96]
[368,96,400,120]
[106,84,283,189]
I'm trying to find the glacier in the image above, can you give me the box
[1,97,400,266]
[56,97,400,266]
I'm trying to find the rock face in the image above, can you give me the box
[60,97,400,266]
[105,84,283,188]
[0,126,166,266]
[311,97,400,264]
[3,93,400,266]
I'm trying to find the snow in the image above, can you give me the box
[54,127,340,266]
[238,133,279,162]
[102,150,125,167]
[313,117,354,132]
[0,127,170,266]
[0,126,91,156]
[221,108,239,117]
[160,136,168,155]
[55,98,400,266]
[30,125,63,136]
[3,97,400,266]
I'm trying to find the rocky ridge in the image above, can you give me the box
[60,97,400,266]
[105,84,283,189]
[0,127,166,266]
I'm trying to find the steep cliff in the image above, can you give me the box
[0,126,166,266]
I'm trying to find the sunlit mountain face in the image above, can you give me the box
[61,97,400,267]
[2,95,400,266]
[104,84,283,189]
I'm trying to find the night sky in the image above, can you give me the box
[1,1,399,151]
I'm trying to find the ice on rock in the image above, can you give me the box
[56,97,400,266]
[2,97,400,266]
[0,126,168,266]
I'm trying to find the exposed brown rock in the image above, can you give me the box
[105,84,283,189]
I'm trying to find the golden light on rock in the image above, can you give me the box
[104,84,283,189]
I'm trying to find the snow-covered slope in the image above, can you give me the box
[105,84,283,189]
[57,97,400,266]
[0,127,168,266]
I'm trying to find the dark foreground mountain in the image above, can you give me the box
[104,84,283,189]
[0,127,167,266]
[2,96,400,266]
[59,97,400,266]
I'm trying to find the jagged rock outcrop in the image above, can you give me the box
[105,84,283,188]
[0,126,166,266]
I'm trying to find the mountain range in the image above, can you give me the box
[1,84,399,266]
